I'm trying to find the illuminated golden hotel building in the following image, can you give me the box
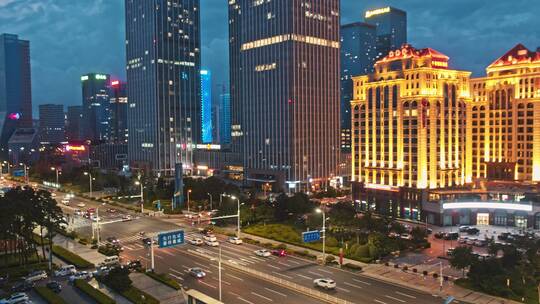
[351,43,540,227]
[350,44,471,220]
[470,44,540,182]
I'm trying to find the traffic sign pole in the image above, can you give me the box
[151,237,155,271]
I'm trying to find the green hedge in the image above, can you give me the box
[120,286,159,304]
[34,286,67,304]
[52,245,94,269]
[74,279,116,304]
[144,271,181,290]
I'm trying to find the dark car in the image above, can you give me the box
[434,232,444,239]
[271,249,287,257]
[443,232,459,240]
[46,281,62,293]
[467,228,480,235]
[127,260,142,270]
[498,232,510,241]
[106,237,119,244]
[142,238,152,247]
[0,275,8,287]
[11,280,34,292]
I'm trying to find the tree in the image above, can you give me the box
[450,246,475,277]
[103,266,132,292]
[410,227,427,244]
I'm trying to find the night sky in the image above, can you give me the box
[0,0,539,117]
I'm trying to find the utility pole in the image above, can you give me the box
[96,208,100,244]
[150,236,155,271]
[207,193,213,210]
[218,247,222,301]
[439,262,443,291]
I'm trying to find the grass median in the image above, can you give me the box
[143,271,181,290]
[120,286,159,304]
[74,279,116,304]
[52,245,94,269]
[34,286,68,304]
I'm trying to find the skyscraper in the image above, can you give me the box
[125,0,201,176]
[217,93,231,145]
[81,73,110,142]
[38,104,65,144]
[200,70,212,144]
[340,22,377,152]
[0,33,33,154]
[364,7,407,60]
[108,80,128,144]
[66,105,83,141]
[229,0,340,191]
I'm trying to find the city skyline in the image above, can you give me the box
[1,0,538,116]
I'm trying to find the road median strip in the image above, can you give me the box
[74,279,116,304]
[34,286,68,304]
[52,244,94,269]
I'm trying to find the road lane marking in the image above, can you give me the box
[343,282,362,289]
[272,272,293,279]
[374,300,388,304]
[307,271,324,277]
[194,262,213,273]
[238,297,255,304]
[267,264,281,270]
[180,265,190,270]
[198,280,217,289]
[395,291,416,299]
[251,292,273,301]
[264,287,287,297]
[169,273,183,281]
[385,295,405,303]
[160,250,175,256]
[352,278,372,285]
[296,274,313,280]
[226,273,244,281]
[228,292,240,297]
[169,268,183,275]
[336,287,350,293]
[287,259,301,265]
[317,268,333,274]
[276,262,291,267]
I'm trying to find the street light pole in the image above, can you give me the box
[51,167,59,187]
[207,193,213,211]
[316,207,326,265]
[187,189,192,213]
[150,236,155,271]
[231,196,241,238]
[218,246,222,301]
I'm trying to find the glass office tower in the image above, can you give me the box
[364,7,407,60]
[200,70,212,144]
[0,33,33,154]
[81,73,110,142]
[340,22,377,152]
[125,0,201,175]
[229,0,340,191]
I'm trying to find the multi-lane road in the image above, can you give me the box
[5,180,446,304]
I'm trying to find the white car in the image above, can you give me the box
[23,270,47,282]
[400,233,412,240]
[77,202,85,208]
[189,238,204,246]
[313,278,336,290]
[254,249,271,257]
[205,240,219,247]
[0,292,29,304]
[69,271,93,282]
[203,235,217,242]
[61,199,70,205]
[54,265,76,277]
[228,237,243,245]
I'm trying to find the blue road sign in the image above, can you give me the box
[158,230,184,248]
[444,296,455,304]
[302,230,321,243]
[12,170,24,177]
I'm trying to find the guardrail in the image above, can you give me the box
[188,249,353,304]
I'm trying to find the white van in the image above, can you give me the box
[54,265,76,277]
[99,256,120,267]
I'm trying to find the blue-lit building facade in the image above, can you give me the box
[217,93,231,145]
[229,0,341,191]
[364,7,407,60]
[200,70,212,143]
[0,33,33,156]
[81,73,111,142]
[340,22,376,152]
[125,0,201,176]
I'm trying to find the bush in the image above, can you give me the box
[325,255,336,263]
[144,271,181,290]
[413,268,417,273]
[343,263,363,271]
[433,273,439,278]
[98,245,120,257]
[402,266,408,271]
[394,264,399,268]
[423,270,428,276]
[74,279,116,304]
[52,245,94,269]
[102,267,132,292]
[121,287,159,304]
[35,286,67,304]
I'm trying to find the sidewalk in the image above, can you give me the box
[242,232,522,304]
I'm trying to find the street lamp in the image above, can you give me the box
[50,167,60,187]
[19,163,28,183]
[84,172,93,197]
[316,207,326,265]
[207,193,213,211]
[231,196,241,238]
[135,178,144,213]
[187,189,192,213]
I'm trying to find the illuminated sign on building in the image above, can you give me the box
[81,75,89,81]
[442,202,532,212]
[95,74,107,80]
[431,60,449,69]
[65,145,86,152]
[8,113,21,120]
[365,7,390,18]
[111,80,120,86]
[195,144,221,150]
